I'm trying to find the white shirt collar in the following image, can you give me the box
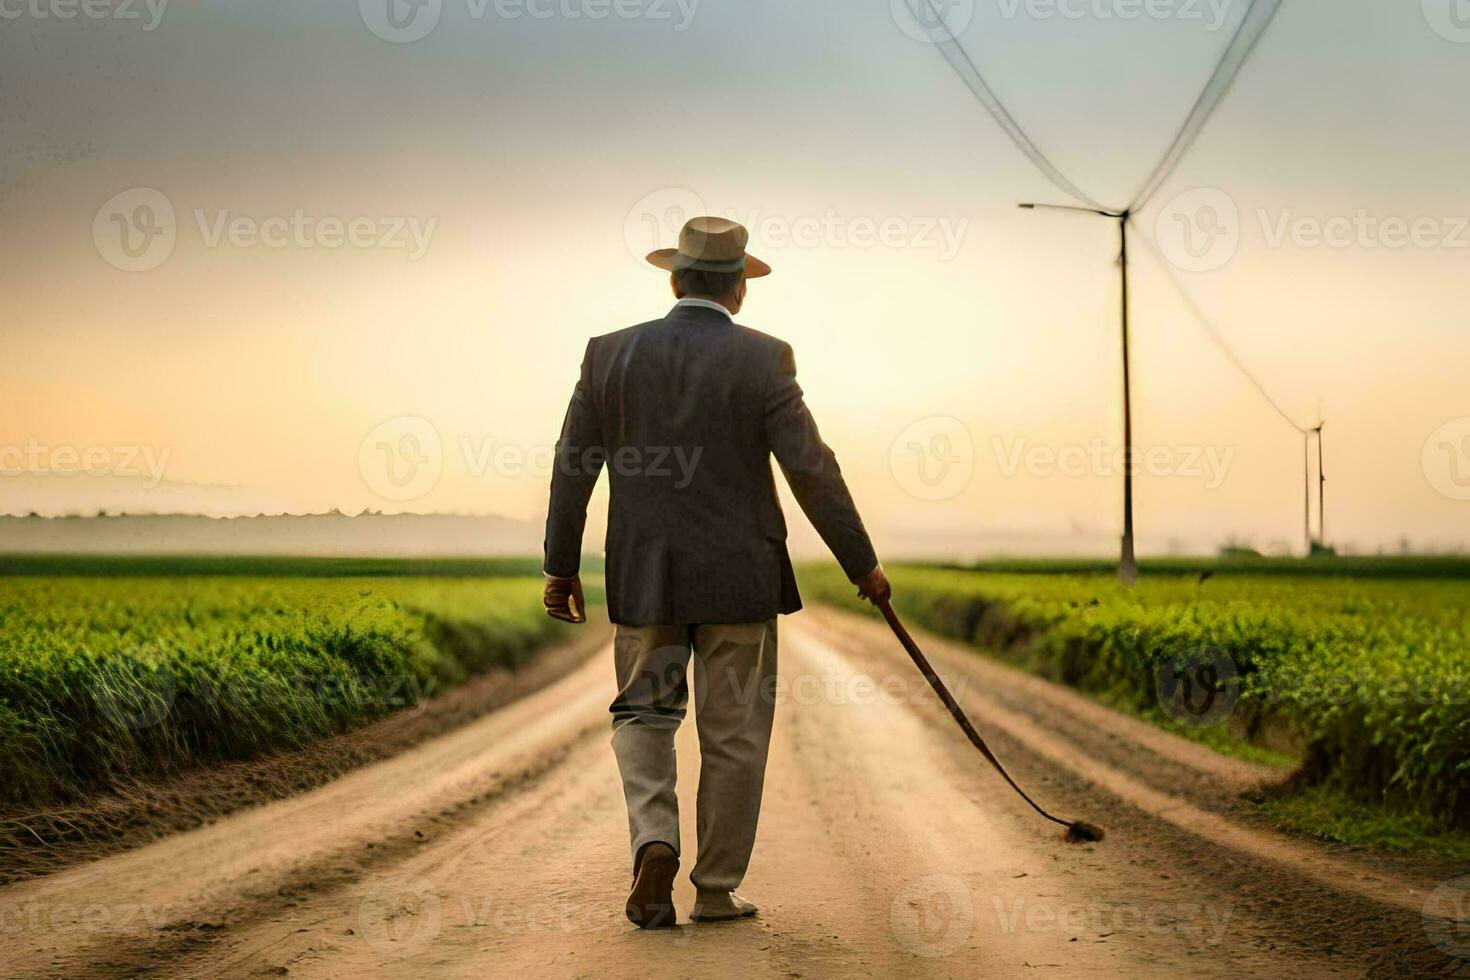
[673,297,734,320]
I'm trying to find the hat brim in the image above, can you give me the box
[646,248,771,279]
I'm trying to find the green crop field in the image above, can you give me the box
[800,562,1470,849]
[5,554,1465,856]
[0,571,576,810]
[929,554,1470,580]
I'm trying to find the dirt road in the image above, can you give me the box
[1,607,1460,978]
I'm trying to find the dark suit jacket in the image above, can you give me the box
[543,302,877,626]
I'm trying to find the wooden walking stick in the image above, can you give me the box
[875,597,1105,843]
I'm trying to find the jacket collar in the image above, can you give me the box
[670,297,734,321]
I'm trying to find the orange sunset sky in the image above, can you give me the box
[3,0,1468,557]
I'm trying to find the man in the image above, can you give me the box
[542,215,889,929]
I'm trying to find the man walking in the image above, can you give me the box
[542,216,889,929]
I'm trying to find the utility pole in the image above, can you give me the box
[1020,203,1136,586]
[1117,213,1136,585]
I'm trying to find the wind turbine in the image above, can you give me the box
[1303,419,1326,553]
[1314,420,1326,550]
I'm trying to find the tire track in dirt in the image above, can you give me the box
[0,623,612,885]
[799,608,1431,912]
[790,608,1462,977]
[0,646,613,978]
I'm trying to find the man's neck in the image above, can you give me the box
[674,296,736,317]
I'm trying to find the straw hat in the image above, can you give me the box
[646,216,771,279]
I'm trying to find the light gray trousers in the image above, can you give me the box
[609,620,778,894]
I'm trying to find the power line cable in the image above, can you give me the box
[915,0,1285,216]
[912,0,1301,432]
[1127,0,1286,211]
[911,0,1110,211]
[1128,217,1309,432]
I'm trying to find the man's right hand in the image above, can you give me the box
[854,563,891,606]
[543,574,587,624]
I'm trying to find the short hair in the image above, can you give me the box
[673,267,742,300]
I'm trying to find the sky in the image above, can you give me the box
[2,0,1468,557]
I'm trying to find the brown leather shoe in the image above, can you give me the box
[626,841,678,929]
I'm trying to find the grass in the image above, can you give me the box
[0,554,605,578]
[1126,700,1300,769]
[0,574,581,809]
[799,562,1470,850]
[939,554,1470,579]
[1261,786,1470,861]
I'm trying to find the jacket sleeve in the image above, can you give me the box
[543,341,605,577]
[763,341,878,582]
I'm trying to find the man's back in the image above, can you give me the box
[544,301,876,626]
[540,215,888,930]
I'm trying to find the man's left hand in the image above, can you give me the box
[543,574,587,624]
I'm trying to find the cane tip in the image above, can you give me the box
[1064,821,1105,843]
